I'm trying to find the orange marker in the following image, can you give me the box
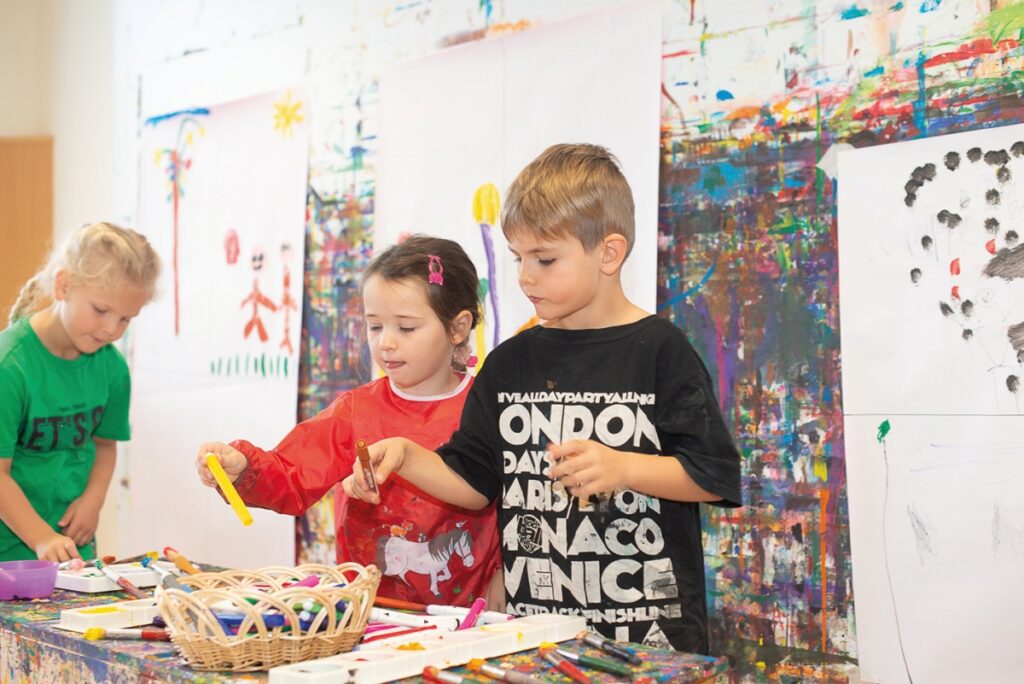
[163,546,201,575]
[355,439,379,495]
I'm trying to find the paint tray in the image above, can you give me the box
[55,560,177,593]
[56,597,160,632]
[267,613,588,684]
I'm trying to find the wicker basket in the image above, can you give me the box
[155,562,380,671]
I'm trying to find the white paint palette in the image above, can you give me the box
[56,598,161,632]
[55,561,177,593]
[268,613,588,684]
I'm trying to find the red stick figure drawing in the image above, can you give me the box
[278,243,298,354]
[242,247,277,342]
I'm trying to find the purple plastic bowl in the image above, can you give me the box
[0,560,58,600]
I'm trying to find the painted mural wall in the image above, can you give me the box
[114,0,1024,665]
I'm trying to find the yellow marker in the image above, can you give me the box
[206,453,253,526]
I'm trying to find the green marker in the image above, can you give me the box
[556,646,633,678]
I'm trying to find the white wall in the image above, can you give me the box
[49,0,116,242]
[0,0,51,136]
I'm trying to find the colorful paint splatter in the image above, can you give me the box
[290,0,1024,669]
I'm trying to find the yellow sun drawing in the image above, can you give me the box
[272,91,304,138]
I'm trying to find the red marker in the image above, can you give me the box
[83,626,170,641]
[355,439,379,495]
[358,624,436,645]
[540,642,591,684]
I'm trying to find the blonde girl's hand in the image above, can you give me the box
[59,493,103,545]
[195,442,248,487]
[546,439,631,499]
[35,531,81,562]
[341,437,408,504]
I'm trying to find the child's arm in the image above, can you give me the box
[342,437,490,511]
[0,459,80,561]
[547,440,722,503]
[59,437,117,545]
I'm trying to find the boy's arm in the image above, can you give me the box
[343,437,490,511]
[547,440,722,503]
[0,458,80,560]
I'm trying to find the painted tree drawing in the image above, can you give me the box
[153,113,206,336]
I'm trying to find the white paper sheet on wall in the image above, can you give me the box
[127,89,308,569]
[839,125,1024,684]
[376,0,661,355]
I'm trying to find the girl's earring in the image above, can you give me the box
[453,345,477,370]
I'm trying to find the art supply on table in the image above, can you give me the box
[83,626,171,641]
[467,658,549,684]
[369,607,459,631]
[374,595,514,625]
[57,558,86,572]
[206,453,254,526]
[270,613,588,684]
[111,551,158,565]
[556,646,633,678]
[540,642,592,684]
[214,610,288,630]
[357,624,437,646]
[288,574,320,588]
[163,546,201,575]
[140,556,189,592]
[0,559,58,600]
[422,666,470,684]
[57,597,160,633]
[56,560,172,593]
[94,560,149,599]
[578,630,642,665]
[456,596,486,630]
[355,439,379,496]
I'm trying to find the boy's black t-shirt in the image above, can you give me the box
[438,315,741,653]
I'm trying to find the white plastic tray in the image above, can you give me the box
[268,613,588,684]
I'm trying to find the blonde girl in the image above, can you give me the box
[0,223,160,561]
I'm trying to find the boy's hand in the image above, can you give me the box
[35,531,81,562]
[546,439,631,498]
[196,442,247,486]
[59,494,102,546]
[341,437,408,504]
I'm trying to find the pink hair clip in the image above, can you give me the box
[427,255,444,286]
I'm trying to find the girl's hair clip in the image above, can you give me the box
[428,255,444,286]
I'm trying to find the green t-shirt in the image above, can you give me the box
[0,317,131,560]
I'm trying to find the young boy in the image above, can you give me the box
[345,143,741,653]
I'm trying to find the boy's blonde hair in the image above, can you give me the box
[8,222,161,324]
[501,143,635,256]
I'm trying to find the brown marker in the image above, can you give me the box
[355,439,379,495]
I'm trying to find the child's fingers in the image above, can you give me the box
[342,472,380,504]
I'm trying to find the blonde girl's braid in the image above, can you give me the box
[7,222,161,325]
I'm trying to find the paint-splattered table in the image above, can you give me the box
[0,588,729,682]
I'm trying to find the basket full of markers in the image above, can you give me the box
[155,562,380,672]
